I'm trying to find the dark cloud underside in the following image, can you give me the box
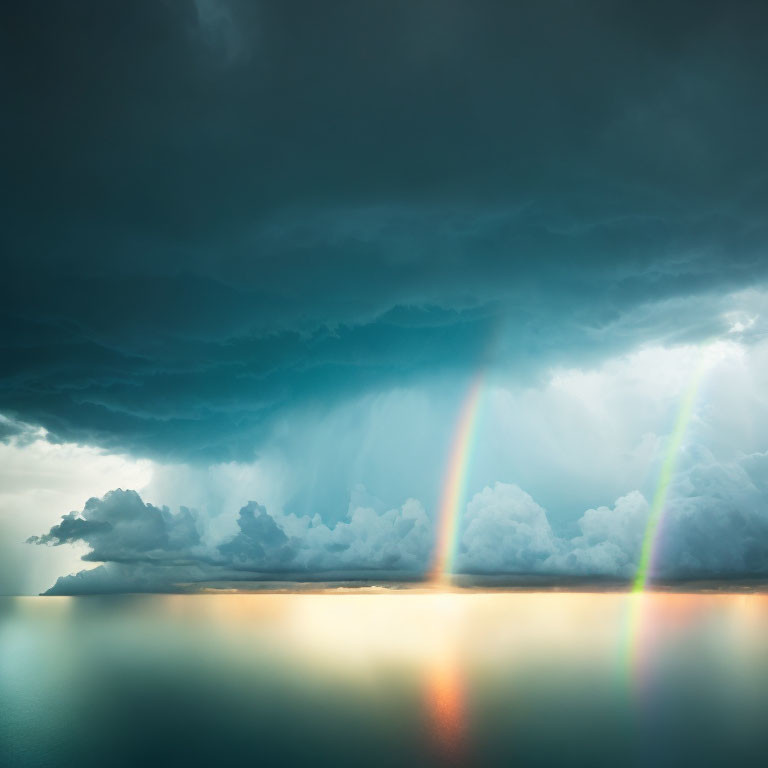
[2,0,768,460]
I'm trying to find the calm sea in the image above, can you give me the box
[1,592,767,767]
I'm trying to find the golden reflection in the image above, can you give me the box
[425,640,465,764]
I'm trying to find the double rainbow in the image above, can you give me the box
[431,341,723,590]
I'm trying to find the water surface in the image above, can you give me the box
[1,592,767,767]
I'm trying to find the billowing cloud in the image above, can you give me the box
[30,488,433,593]
[459,484,559,572]
[280,498,432,573]
[554,491,649,577]
[459,458,768,580]
[28,490,202,564]
[218,502,294,568]
[457,483,651,578]
[31,440,768,593]
[656,447,768,578]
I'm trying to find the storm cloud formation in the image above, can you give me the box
[4,2,768,592]
[3,1,768,460]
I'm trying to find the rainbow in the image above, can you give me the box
[430,372,486,585]
[632,351,710,593]
[623,344,717,687]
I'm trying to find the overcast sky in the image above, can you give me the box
[2,1,768,594]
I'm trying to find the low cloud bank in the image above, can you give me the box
[459,447,768,580]
[30,444,768,593]
[30,489,432,594]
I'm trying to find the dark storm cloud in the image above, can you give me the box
[2,0,768,460]
[27,489,202,563]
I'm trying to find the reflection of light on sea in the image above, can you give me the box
[154,591,768,757]
[425,642,465,764]
[419,591,470,764]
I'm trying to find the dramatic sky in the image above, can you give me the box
[2,0,768,594]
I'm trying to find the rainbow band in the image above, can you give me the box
[632,353,709,593]
[619,343,726,690]
[430,373,485,584]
